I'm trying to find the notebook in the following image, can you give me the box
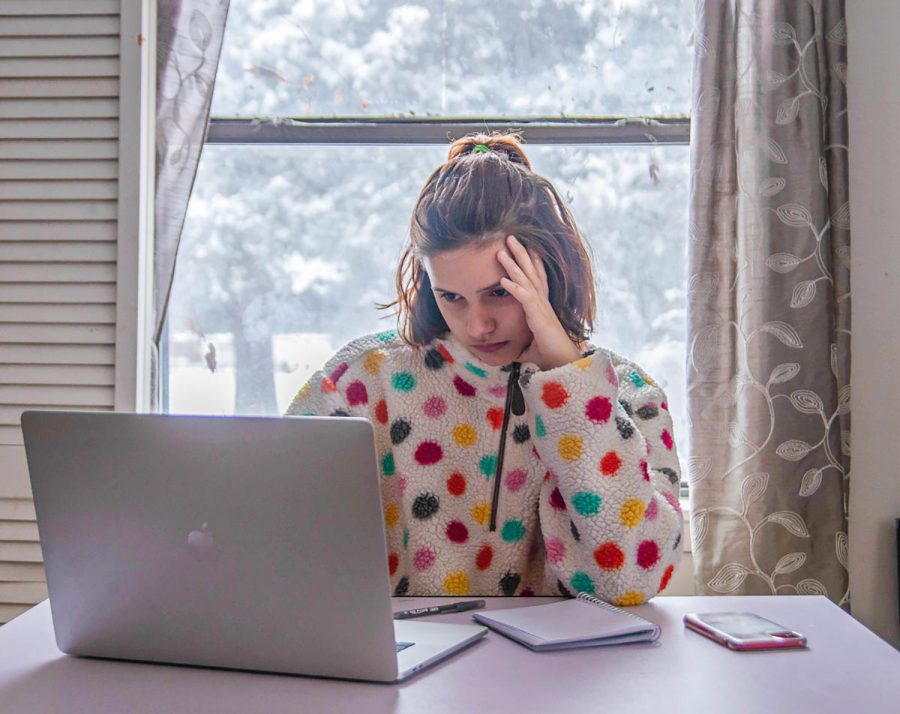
[21,411,486,682]
[472,592,660,651]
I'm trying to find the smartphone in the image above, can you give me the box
[683,612,807,651]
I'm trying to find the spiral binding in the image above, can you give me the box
[575,592,662,641]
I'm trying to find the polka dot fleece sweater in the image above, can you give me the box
[286,330,682,606]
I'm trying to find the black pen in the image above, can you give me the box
[393,599,486,620]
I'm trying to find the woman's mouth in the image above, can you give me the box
[473,341,508,354]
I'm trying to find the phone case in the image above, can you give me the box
[683,612,807,651]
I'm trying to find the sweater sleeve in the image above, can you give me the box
[521,350,682,606]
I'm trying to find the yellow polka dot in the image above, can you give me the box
[573,356,593,371]
[644,375,656,386]
[558,434,583,461]
[364,350,385,374]
[620,498,646,527]
[471,501,492,526]
[444,571,470,595]
[453,423,477,447]
[296,382,312,400]
[384,503,400,529]
[614,591,646,607]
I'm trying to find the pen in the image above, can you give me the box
[393,599,486,620]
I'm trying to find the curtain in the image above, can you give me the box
[687,0,850,604]
[153,0,230,408]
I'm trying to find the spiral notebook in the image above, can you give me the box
[472,593,661,651]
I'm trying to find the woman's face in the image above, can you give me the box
[422,240,534,366]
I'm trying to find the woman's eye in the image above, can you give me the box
[440,293,461,304]
[490,288,510,298]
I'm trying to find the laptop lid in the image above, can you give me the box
[23,411,405,681]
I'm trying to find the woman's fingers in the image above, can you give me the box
[504,235,541,286]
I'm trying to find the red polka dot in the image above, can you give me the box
[447,472,466,496]
[486,407,504,430]
[585,396,612,423]
[637,540,660,569]
[660,564,675,592]
[346,380,368,406]
[541,382,569,409]
[330,362,349,384]
[414,441,443,465]
[594,542,625,570]
[661,401,668,411]
[549,487,566,511]
[321,377,337,393]
[520,588,534,597]
[600,451,622,475]
[374,399,388,424]
[437,343,455,363]
[476,544,493,570]
[453,375,476,397]
[446,520,468,543]
[661,429,674,450]
[640,460,650,481]
[388,552,399,576]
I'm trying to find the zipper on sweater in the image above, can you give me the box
[489,362,525,532]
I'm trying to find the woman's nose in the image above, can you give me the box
[466,305,495,339]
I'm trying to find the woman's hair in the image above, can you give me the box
[384,132,597,346]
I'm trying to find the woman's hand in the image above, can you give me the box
[497,235,582,370]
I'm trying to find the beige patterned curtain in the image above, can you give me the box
[687,0,850,604]
[153,0,230,407]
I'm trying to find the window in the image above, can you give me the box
[164,0,693,473]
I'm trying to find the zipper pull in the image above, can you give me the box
[510,364,525,415]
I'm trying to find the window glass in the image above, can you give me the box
[211,0,694,119]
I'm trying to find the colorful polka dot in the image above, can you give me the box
[512,423,530,444]
[605,362,618,386]
[614,591,646,607]
[388,552,399,576]
[620,498,646,527]
[628,371,647,388]
[414,441,443,465]
[384,503,400,528]
[397,476,407,496]
[392,371,416,392]
[541,382,569,409]
[422,395,446,418]
[321,377,337,394]
[505,468,527,492]
[586,396,612,424]
[645,497,659,521]
[447,472,466,496]
[446,520,469,543]
[600,450,622,475]
[295,382,312,400]
[549,487,567,511]
[501,520,526,542]
[374,399,388,424]
[663,489,683,515]
[346,380,368,406]
[661,429,674,450]
[471,501,491,526]
[423,347,445,370]
[572,356,593,370]
[476,544,493,570]
[437,343,455,363]
[363,350,385,374]
[381,452,395,476]
[443,571,469,595]
[411,492,440,519]
[376,330,397,342]
[453,423,477,447]
[499,571,521,596]
[488,385,507,398]
[465,362,487,378]
[572,491,602,516]
[413,547,436,570]
[545,537,566,564]
[486,407,504,430]
[660,564,675,592]
[480,454,497,478]
[330,362,349,383]
[637,540,661,569]
[594,542,625,570]
[640,460,650,481]
[558,434,583,461]
[394,576,409,596]
[453,375,477,397]
[570,571,595,594]
[390,418,411,445]
[534,414,546,438]
[402,528,409,550]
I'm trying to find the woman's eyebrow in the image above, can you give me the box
[433,282,502,294]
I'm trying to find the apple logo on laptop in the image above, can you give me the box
[188,522,216,562]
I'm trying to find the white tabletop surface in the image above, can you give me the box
[0,595,897,714]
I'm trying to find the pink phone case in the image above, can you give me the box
[684,612,807,651]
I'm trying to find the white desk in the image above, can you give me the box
[0,596,896,713]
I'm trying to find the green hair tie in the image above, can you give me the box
[472,144,490,154]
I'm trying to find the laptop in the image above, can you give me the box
[21,411,486,682]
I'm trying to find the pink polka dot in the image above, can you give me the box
[413,547,436,570]
[422,395,446,418]
[505,469,527,492]
[605,363,618,386]
[549,487,566,511]
[330,362,349,384]
[645,439,652,456]
[645,497,658,520]
[346,380,368,406]
[488,385,507,398]
[545,537,566,565]
[640,460,650,481]
[661,401,668,411]
[397,476,407,496]
[661,429,674,450]
[663,489,682,515]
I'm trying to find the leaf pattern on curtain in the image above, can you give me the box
[687,0,850,605]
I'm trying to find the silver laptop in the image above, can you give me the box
[21,411,486,682]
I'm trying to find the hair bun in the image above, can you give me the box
[447,132,532,170]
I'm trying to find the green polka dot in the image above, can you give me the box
[465,362,487,378]
[301,412,314,416]
[572,491,602,516]
[391,372,416,392]
[480,454,497,478]
[403,528,409,550]
[377,330,397,342]
[570,571,595,594]
[381,452,395,476]
[501,519,526,542]
[628,370,646,388]
[535,414,546,438]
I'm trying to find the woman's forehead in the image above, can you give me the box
[423,239,506,292]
